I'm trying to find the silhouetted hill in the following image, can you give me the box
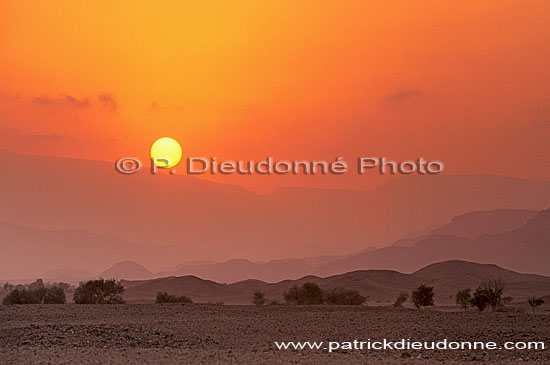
[0,222,203,279]
[122,276,242,303]
[152,209,540,283]
[122,260,550,305]
[413,260,549,283]
[392,209,538,247]
[99,261,154,280]
[316,208,550,276]
[158,258,316,283]
[412,260,550,301]
[40,268,94,283]
[4,208,549,282]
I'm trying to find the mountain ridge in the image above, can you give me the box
[2,149,550,262]
[316,207,550,276]
[122,260,550,305]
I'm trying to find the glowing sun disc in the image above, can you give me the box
[150,137,182,168]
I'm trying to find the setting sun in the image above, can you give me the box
[150,137,182,168]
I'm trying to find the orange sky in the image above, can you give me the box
[1,1,549,192]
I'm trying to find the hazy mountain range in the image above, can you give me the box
[121,260,550,305]
[2,149,550,267]
[1,150,549,282]
[3,206,548,286]
[316,208,550,277]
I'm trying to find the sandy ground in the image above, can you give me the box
[0,304,549,364]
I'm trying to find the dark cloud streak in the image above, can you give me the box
[384,89,423,103]
[98,93,118,112]
[33,94,91,108]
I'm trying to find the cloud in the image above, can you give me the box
[33,94,91,108]
[383,89,423,104]
[31,133,66,141]
[98,93,118,112]
[0,127,114,157]
[29,93,118,111]
[0,93,119,157]
[0,128,74,144]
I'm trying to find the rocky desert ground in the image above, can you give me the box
[1,304,549,364]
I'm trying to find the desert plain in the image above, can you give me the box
[1,304,549,364]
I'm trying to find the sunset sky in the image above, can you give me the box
[1,1,549,192]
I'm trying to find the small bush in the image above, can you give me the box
[481,279,504,311]
[302,282,324,304]
[252,290,266,306]
[2,287,66,305]
[282,283,366,306]
[73,279,125,304]
[283,285,303,304]
[155,291,193,304]
[283,282,323,305]
[470,287,490,311]
[3,289,38,305]
[43,287,66,304]
[324,287,366,305]
[455,288,472,311]
[393,292,409,308]
[411,284,434,308]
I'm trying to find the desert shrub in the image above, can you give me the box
[283,283,366,305]
[33,287,48,303]
[156,291,193,304]
[455,288,472,311]
[43,287,66,304]
[324,287,366,305]
[301,282,323,304]
[283,285,303,304]
[3,289,39,305]
[527,296,544,313]
[73,279,125,304]
[470,287,490,311]
[393,292,409,308]
[283,282,323,305]
[480,279,504,311]
[2,287,66,305]
[252,290,266,306]
[411,284,434,308]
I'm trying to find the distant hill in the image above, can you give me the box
[122,260,550,305]
[123,276,242,303]
[99,261,154,280]
[412,260,550,301]
[40,268,94,283]
[4,208,548,283]
[148,209,544,283]
[157,258,316,284]
[0,222,210,280]
[316,208,550,276]
[392,209,538,247]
